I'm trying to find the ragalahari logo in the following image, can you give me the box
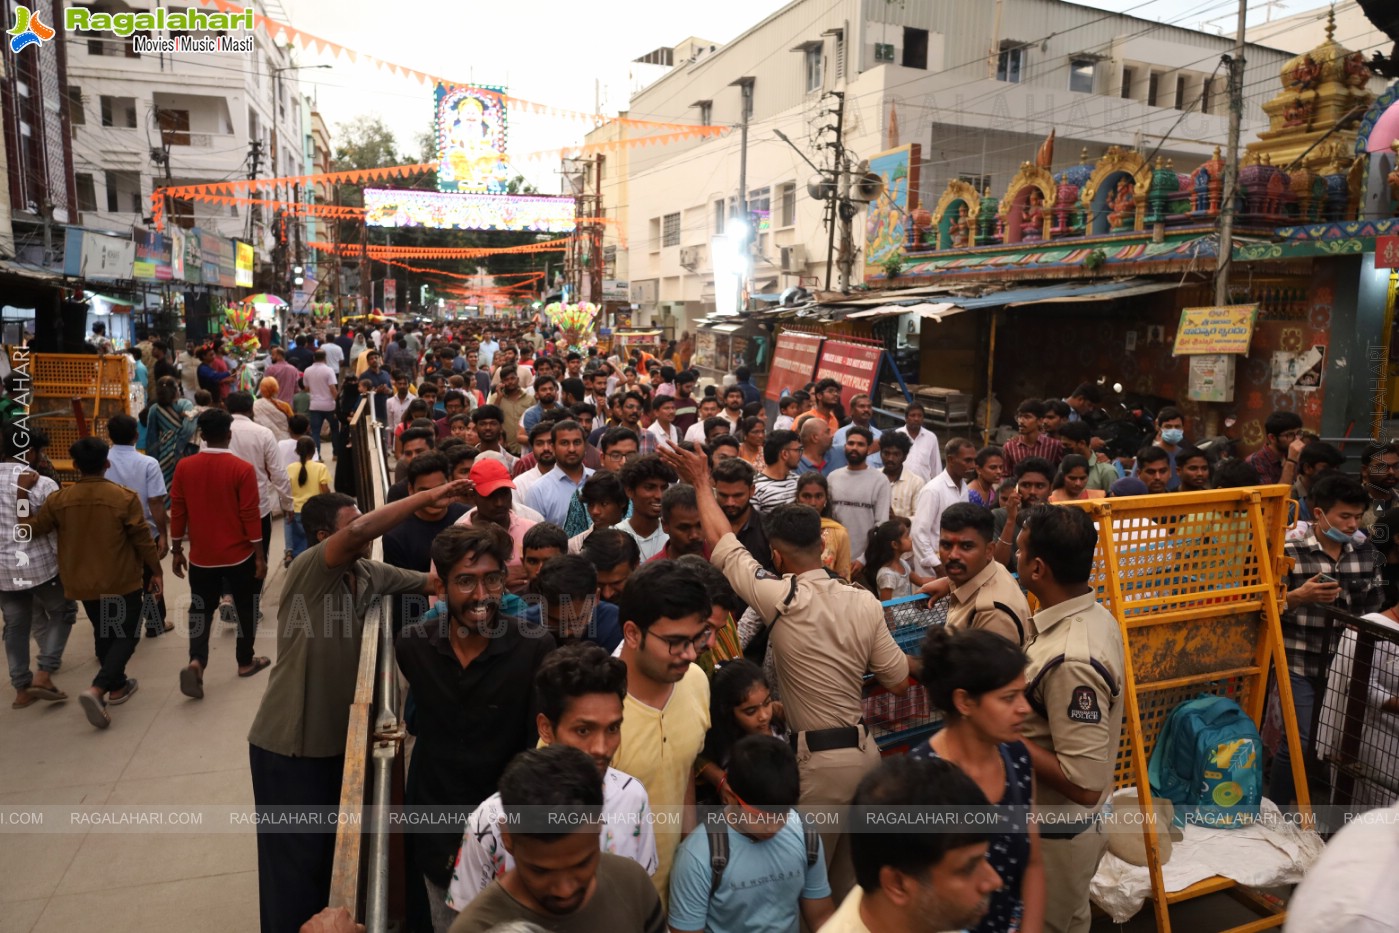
[8,5,55,53]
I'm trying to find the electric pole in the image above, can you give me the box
[245,140,263,242]
[1214,0,1247,306]
[734,77,754,313]
[823,92,845,293]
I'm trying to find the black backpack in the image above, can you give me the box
[706,819,821,896]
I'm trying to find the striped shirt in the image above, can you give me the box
[886,467,927,521]
[752,471,798,513]
[1001,433,1064,473]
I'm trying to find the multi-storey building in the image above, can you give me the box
[65,0,310,270]
[599,0,1304,335]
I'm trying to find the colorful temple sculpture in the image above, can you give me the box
[912,7,1394,267]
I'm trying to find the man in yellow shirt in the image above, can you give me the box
[611,559,713,906]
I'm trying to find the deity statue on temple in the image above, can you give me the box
[1289,54,1322,90]
[950,205,971,248]
[1022,190,1045,240]
[1108,178,1136,230]
[1344,52,1372,89]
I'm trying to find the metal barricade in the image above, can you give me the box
[1315,607,1399,816]
[327,399,400,930]
[864,595,948,753]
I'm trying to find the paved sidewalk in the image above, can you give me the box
[0,536,290,933]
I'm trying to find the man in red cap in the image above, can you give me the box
[454,457,538,593]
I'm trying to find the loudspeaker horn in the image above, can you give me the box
[849,171,885,203]
[807,174,836,201]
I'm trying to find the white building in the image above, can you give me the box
[66,0,311,266]
[599,0,1297,336]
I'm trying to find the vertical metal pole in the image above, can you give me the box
[983,311,997,446]
[1214,0,1247,306]
[737,84,751,312]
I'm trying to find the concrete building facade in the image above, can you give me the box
[599,0,1310,336]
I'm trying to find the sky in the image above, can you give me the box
[282,0,1338,192]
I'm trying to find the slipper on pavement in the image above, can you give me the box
[79,693,110,730]
[107,679,139,706]
[179,665,204,699]
[12,692,37,709]
[238,657,271,678]
[25,684,66,701]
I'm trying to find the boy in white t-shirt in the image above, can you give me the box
[443,643,657,915]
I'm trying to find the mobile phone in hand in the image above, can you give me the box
[1315,573,1337,585]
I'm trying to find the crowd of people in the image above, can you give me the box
[5,315,1399,933]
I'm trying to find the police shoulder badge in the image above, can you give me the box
[1068,686,1101,724]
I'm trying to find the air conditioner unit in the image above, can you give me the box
[679,245,703,270]
[779,244,808,273]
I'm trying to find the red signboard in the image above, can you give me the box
[1377,236,1399,270]
[765,332,824,401]
[815,339,885,409]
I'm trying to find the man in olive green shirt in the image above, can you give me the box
[247,478,466,933]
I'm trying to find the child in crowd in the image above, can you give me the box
[278,414,319,468]
[521,522,568,588]
[864,518,933,600]
[291,383,311,417]
[772,395,800,431]
[284,436,329,564]
[696,660,788,803]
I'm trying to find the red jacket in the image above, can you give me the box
[170,449,263,567]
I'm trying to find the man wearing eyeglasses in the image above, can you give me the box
[395,523,556,933]
[613,559,714,908]
[1360,441,1399,530]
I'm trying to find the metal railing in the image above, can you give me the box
[327,399,401,929]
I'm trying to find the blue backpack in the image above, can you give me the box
[1147,694,1262,829]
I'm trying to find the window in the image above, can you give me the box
[996,43,1023,84]
[157,108,190,146]
[749,187,771,232]
[805,46,823,92]
[1201,77,1214,114]
[66,86,84,125]
[104,170,141,213]
[697,100,712,125]
[1069,59,1095,94]
[99,96,137,128]
[75,173,96,213]
[1120,66,1135,99]
[902,27,928,69]
[1147,72,1161,107]
[779,182,796,227]
[958,173,992,195]
[1174,75,1187,110]
[714,199,726,234]
[662,212,680,247]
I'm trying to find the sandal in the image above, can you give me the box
[12,692,37,709]
[179,664,204,699]
[25,683,66,702]
[79,692,110,729]
[238,656,271,678]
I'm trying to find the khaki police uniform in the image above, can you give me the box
[1021,591,1125,933]
[713,532,909,900]
[946,559,1034,646]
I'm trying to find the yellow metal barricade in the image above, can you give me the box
[1062,486,1308,933]
[6,351,129,481]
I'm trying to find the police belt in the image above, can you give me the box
[1037,816,1101,840]
[790,722,868,753]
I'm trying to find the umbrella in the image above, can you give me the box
[241,293,288,308]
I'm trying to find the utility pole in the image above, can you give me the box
[245,140,264,242]
[838,159,855,293]
[733,77,754,313]
[1214,0,1247,306]
[591,156,604,305]
[823,91,846,292]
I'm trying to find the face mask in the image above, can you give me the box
[1161,429,1184,445]
[1316,513,1352,544]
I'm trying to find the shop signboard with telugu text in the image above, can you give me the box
[765,331,824,401]
[814,339,884,409]
[1173,304,1258,356]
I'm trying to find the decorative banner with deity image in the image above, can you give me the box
[436,83,510,194]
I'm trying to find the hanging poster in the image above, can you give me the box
[1271,346,1325,392]
[169,228,185,282]
[815,339,884,409]
[234,241,254,288]
[132,229,172,281]
[766,331,823,401]
[435,83,510,194]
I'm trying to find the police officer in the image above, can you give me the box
[658,442,911,901]
[1015,505,1125,933]
[925,501,1033,646]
